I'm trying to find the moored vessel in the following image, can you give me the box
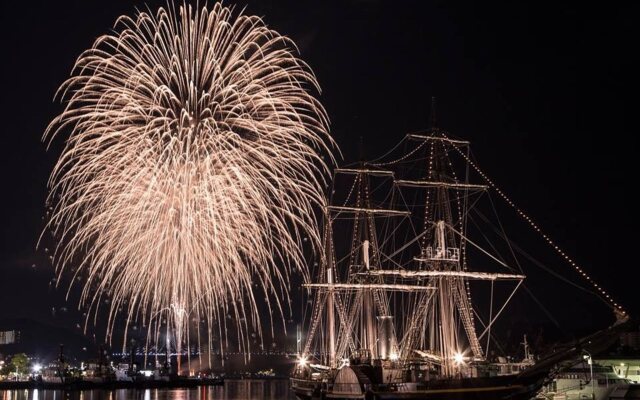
[291,100,629,400]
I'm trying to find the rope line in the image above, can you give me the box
[439,133,625,315]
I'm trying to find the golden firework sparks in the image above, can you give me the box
[43,3,335,366]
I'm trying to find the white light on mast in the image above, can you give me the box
[297,356,308,368]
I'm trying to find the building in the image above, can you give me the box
[597,359,640,384]
[0,330,19,345]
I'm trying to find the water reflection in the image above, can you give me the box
[0,380,295,400]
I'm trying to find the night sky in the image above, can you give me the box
[0,1,636,352]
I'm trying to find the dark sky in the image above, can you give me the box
[0,1,636,349]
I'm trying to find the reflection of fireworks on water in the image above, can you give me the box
[43,3,333,364]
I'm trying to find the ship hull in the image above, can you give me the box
[292,387,541,400]
[292,373,546,400]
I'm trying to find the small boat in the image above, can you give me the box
[538,360,632,400]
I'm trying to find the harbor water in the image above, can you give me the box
[0,380,296,400]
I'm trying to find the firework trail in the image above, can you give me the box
[43,2,334,365]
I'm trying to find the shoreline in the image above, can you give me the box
[0,378,224,391]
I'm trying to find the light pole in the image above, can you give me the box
[583,351,594,400]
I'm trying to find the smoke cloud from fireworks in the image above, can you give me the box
[44,3,334,357]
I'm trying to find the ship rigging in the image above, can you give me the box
[291,99,628,400]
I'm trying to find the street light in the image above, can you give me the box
[583,352,594,400]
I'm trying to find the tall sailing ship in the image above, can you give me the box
[290,100,628,400]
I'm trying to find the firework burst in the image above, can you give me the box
[44,3,334,363]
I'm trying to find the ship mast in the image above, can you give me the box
[400,99,485,372]
[300,99,526,376]
[327,266,336,368]
[301,164,423,366]
[377,98,525,376]
[340,166,394,361]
